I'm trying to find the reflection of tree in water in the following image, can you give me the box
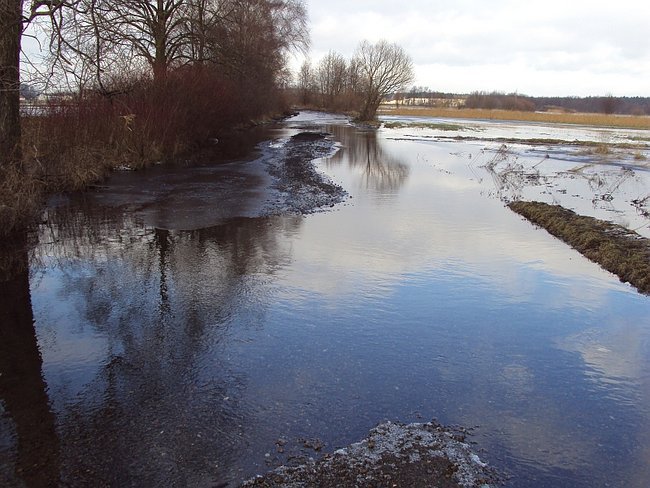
[28,206,303,485]
[325,125,410,193]
[0,234,60,488]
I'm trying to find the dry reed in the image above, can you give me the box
[380,106,650,130]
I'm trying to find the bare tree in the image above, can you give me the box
[44,0,308,96]
[201,0,307,115]
[601,93,618,115]
[343,56,363,109]
[78,0,188,83]
[209,0,307,79]
[296,58,314,105]
[316,50,346,108]
[353,39,414,121]
[183,0,222,66]
[44,0,208,90]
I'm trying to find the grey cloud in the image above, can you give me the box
[304,0,650,95]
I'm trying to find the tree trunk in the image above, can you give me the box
[0,0,23,169]
[152,0,168,83]
[360,97,381,122]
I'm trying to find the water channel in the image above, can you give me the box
[1,111,649,487]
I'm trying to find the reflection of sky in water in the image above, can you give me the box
[381,114,650,145]
[378,117,650,237]
[6,112,650,487]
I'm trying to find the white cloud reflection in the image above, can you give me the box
[276,137,632,305]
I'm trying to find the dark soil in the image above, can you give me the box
[241,421,500,488]
[509,201,650,294]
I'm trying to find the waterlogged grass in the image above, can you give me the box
[509,201,650,295]
[382,121,471,131]
[379,106,650,130]
[0,164,44,237]
[570,141,650,160]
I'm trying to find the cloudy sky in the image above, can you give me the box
[296,0,650,97]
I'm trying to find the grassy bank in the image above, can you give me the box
[379,106,650,130]
[509,201,650,295]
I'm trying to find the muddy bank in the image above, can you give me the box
[242,421,499,488]
[47,129,347,232]
[263,131,347,215]
[509,201,650,294]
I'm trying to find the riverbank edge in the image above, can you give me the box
[508,201,650,295]
[241,420,500,488]
[0,110,298,238]
[263,131,348,215]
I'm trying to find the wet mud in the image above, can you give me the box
[243,421,499,488]
[57,129,347,231]
[263,132,347,215]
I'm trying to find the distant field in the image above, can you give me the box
[379,106,650,130]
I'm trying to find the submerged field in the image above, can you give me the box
[1,112,649,487]
[379,106,650,130]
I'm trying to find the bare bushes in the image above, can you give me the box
[22,68,249,189]
[0,66,273,236]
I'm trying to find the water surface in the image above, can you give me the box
[1,112,649,487]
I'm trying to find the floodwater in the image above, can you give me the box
[1,111,650,487]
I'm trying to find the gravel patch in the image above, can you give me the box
[263,132,347,215]
[242,421,500,488]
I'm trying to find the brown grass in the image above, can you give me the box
[0,165,44,236]
[379,106,650,130]
[594,144,611,155]
[1,66,288,237]
[509,201,650,295]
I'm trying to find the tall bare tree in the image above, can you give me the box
[296,59,314,105]
[209,0,307,78]
[184,0,219,66]
[79,0,188,83]
[49,0,308,89]
[201,0,307,114]
[316,50,346,108]
[353,39,414,121]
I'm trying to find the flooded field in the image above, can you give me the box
[1,112,649,487]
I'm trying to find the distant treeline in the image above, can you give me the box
[463,91,536,112]
[395,89,650,115]
[531,95,650,115]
